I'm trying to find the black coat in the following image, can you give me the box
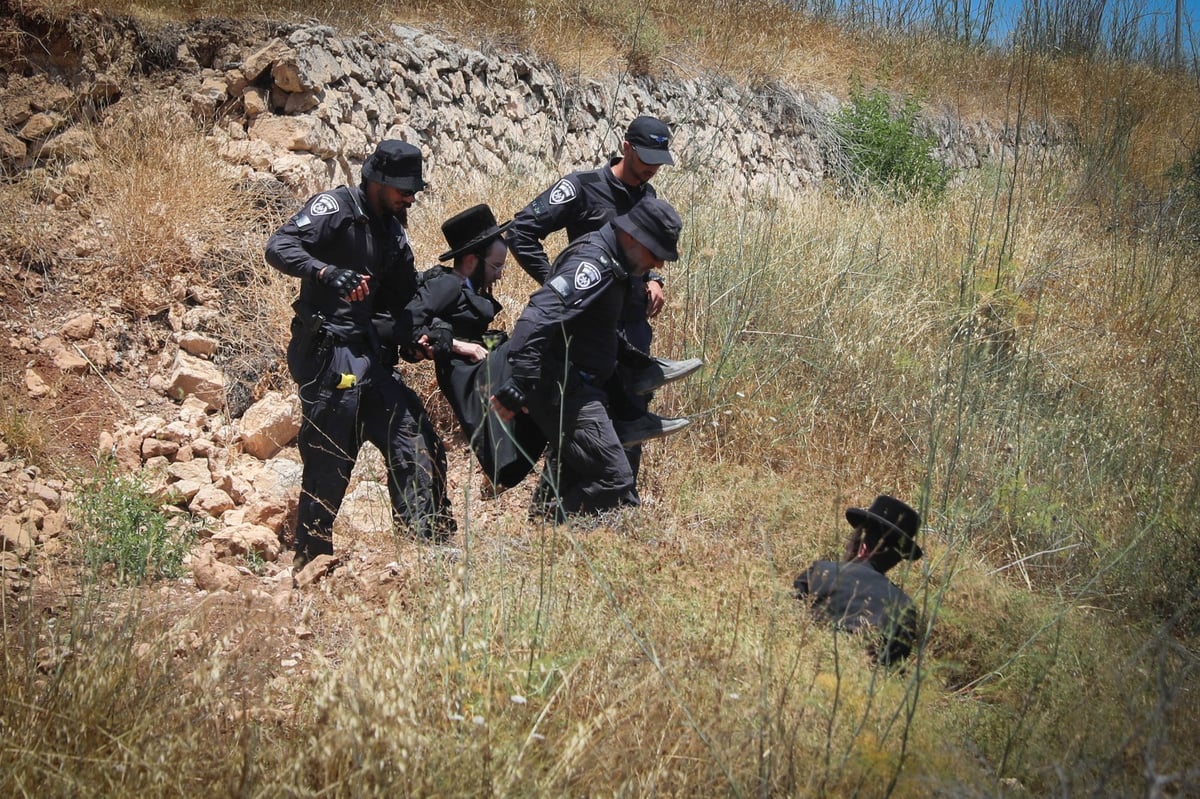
[507,158,655,283]
[407,266,501,346]
[265,185,419,386]
[794,560,919,666]
[265,185,417,344]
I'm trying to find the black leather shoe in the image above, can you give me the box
[614,412,690,447]
[626,356,704,395]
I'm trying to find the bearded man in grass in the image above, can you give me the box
[794,494,924,665]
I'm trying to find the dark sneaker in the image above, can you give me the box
[614,412,691,447]
[626,356,704,395]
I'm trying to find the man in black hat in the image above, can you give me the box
[404,204,546,490]
[490,197,685,520]
[505,116,702,493]
[265,139,455,572]
[794,495,924,666]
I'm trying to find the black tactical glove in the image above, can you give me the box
[318,267,363,298]
[423,323,453,358]
[492,378,528,415]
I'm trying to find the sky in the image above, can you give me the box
[986,0,1200,52]
[836,0,1200,56]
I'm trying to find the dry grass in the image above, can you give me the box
[4,508,1196,795]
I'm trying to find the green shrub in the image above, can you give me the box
[72,463,200,584]
[833,83,952,200]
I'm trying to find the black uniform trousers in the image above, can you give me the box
[527,378,638,517]
[295,367,452,556]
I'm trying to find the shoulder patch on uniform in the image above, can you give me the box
[293,213,312,229]
[548,178,577,205]
[547,274,573,300]
[310,193,340,216]
[573,262,602,291]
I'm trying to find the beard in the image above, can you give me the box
[395,207,408,226]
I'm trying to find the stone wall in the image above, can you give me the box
[186,23,1068,200]
[0,11,1070,199]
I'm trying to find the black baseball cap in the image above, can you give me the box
[361,140,426,192]
[613,197,683,261]
[625,116,674,166]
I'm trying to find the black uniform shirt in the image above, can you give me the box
[264,185,419,345]
[506,225,632,390]
[794,560,919,665]
[507,157,659,287]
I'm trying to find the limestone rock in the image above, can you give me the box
[212,522,281,561]
[191,76,229,117]
[167,351,226,410]
[38,510,68,541]
[240,392,300,459]
[189,485,236,518]
[61,312,97,340]
[1,516,34,558]
[191,546,241,592]
[178,332,219,358]
[243,39,296,83]
[141,438,180,460]
[20,111,65,140]
[168,458,213,485]
[25,368,50,398]
[249,113,337,158]
[37,128,98,161]
[241,457,301,535]
[0,130,26,165]
[294,553,338,588]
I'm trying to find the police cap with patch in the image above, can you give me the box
[625,116,675,166]
[613,197,683,261]
[362,140,426,192]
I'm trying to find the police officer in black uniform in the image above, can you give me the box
[794,495,924,666]
[505,116,701,491]
[490,197,684,519]
[264,140,454,569]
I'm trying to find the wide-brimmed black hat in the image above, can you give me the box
[438,204,512,261]
[613,197,682,261]
[361,140,426,192]
[625,116,674,166]
[846,495,923,560]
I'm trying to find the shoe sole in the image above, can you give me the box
[618,419,690,447]
[629,359,705,395]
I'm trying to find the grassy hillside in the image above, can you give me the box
[2,0,1199,796]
